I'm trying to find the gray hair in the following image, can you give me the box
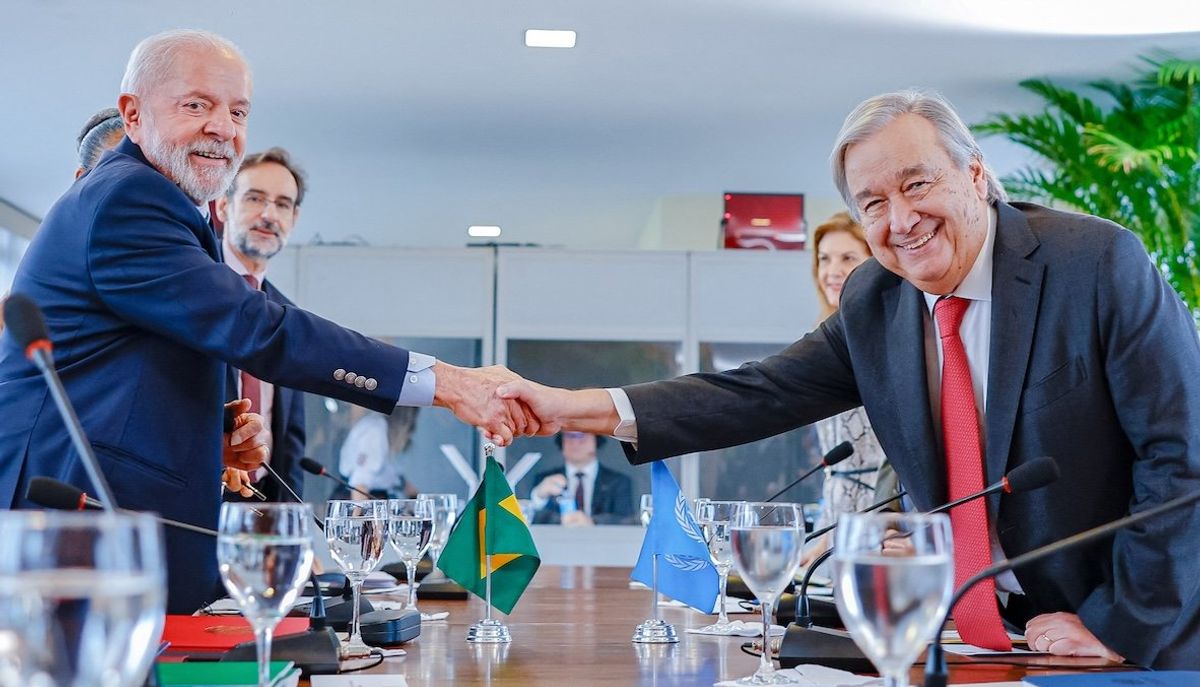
[830,89,1007,218]
[121,29,247,96]
[76,107,124,172]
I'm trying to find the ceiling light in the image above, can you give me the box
[525,29,576,48]
[468,225,502,238]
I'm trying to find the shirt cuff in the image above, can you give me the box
[606,388,638,442]
[396,352,437,407]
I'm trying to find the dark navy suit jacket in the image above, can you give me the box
[621,203,1200,668]
[0,138,408,613]
[261,280,306,501]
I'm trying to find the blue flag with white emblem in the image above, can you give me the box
[631,461,719,613]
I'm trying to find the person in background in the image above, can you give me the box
[75,107,125,179]
[339,406,420,500]
[215,147,308,501]
[530,431,634,526]
[803,212,899,564]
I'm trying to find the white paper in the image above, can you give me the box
[686,620,786,637]
[715,664,875,687]
[311,675,408,687]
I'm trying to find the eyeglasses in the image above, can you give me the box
[240,191,295,214]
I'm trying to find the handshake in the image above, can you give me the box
[431,361,620,446]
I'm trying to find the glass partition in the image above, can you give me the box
[505,339,683,524]
[695,342,823,505]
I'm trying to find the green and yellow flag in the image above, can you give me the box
[436,456,540,614]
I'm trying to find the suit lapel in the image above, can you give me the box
[984,204,1044,501]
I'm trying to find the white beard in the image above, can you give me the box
[140,115,242,204]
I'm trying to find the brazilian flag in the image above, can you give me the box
[437,456,540,613]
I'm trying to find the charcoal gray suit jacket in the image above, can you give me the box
[622,202,1200,668]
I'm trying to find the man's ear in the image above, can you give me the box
[118,94,143,144]
[214,196,229,224]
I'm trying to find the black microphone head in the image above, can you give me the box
[26,477,86,511]
[3,293,51,352]
[300,457,326,476]
[824,441,854,467]
[1003,456,1060,494]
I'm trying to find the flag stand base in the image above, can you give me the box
[632,618,679,643]
[467,618,512,643]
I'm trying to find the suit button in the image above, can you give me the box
[355,377,366,388]
[345,372,358,384]
[334,368,346,381]
[409,375,419,384]
[365,378,378,391]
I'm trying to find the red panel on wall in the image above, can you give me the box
[721,192,806,250]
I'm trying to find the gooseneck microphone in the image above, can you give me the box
[924,487,1200,687]
[27,476,217,537]
[299,457,374,500]
[767,441,854,503]
[779,456,1060,671]
[4,295,116,511]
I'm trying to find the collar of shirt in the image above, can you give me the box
[922,205,997,312]
[567,460,599,483]
[222,234,268,286]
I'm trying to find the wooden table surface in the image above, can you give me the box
[339,565,1122,686]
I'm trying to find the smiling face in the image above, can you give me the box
[120,44,251,203]
[816,229,869,309]
[217,161,299,269]
[843,113,989,295]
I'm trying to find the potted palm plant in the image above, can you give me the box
[974,56,1200,319]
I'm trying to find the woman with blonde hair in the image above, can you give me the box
[803,212,899,563]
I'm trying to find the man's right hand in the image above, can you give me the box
[433,362,541,445]
[496,378,621,438]
[534,473,568,500]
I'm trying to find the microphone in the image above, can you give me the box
[27,477,217,537]
[779,457,1059,671]
[4,295,116,510]
[924,487,1200,687]
[299,457,374,500]
[767,441,854,503]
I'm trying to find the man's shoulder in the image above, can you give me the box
[1007,201,1130,256]
[597,463,632,486]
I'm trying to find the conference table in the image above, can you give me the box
[339,565,1121,686]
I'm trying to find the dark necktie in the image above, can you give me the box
[239,274,263,416]
[574,471,586,513]
[935,296,1011,650]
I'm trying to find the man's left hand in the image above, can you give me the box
[561,511,594,527]
[223,398,270,471]
[1025,612,1123,661]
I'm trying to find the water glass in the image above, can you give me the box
[729,502,805,685]
[218,502,313,687]
[696,499,741,631]
[0,510,165,687]
[833,513,953,687]
[418,493,458,577]
[325,499,389,658]
[387,498,434,612]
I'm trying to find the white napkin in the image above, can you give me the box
[715,664,876,686]
[334,633,406,657]
[687,621,786,637]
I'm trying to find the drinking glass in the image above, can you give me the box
[387,498,434,612]
[325,499,389,658]
[419,493,458,579]
[0,510,165,687]
[218,502,313,687]
[697,499,741,631]
[639,494,653,527]
[729,502,805,685]
[833,513,953,687]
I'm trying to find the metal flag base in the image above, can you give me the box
[631,618,679,643]
[467,618,512,643]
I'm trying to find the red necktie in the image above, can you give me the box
[239,274,262,416]
[574,472,586,513]
[935,296,1011,650]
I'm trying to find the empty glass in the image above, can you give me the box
[387,498,434,612]
[0,510,165,687]
[418,493,458,580]
[696,499,742,632]
[218,502,313,687]
[729,502,805,685]
[833,513,953,687]
[325,499,389,658]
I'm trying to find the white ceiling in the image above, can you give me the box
[2,1,1197,249]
